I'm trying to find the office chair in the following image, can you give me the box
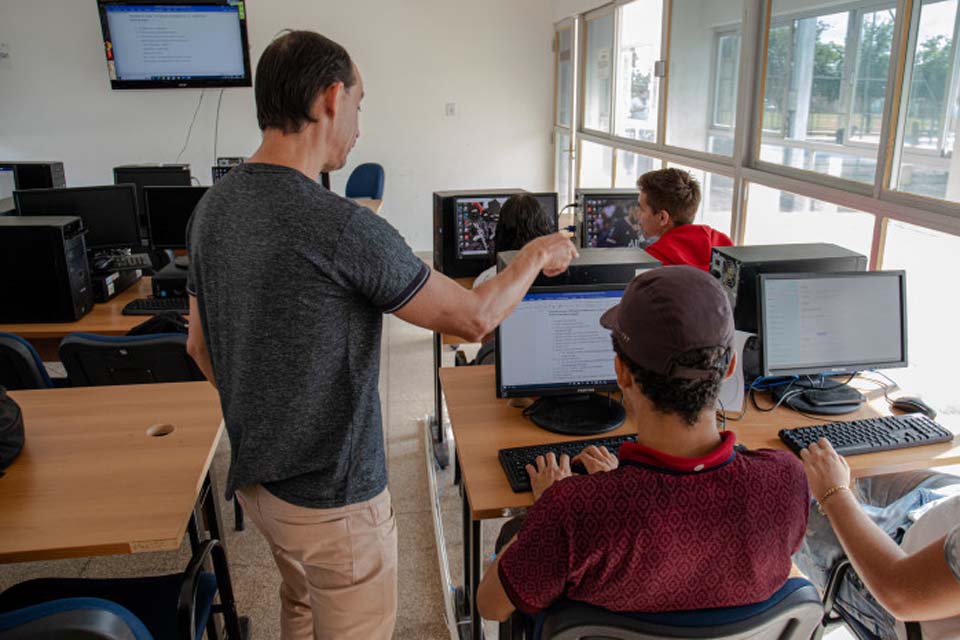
[345,162,385,200]
[59,333,204,387]
[58,332,245,532]
[0,333,53,390]
[528,578,823,640]
[0,598,151,640]
[0,540,222,640]
[816,559,922,640]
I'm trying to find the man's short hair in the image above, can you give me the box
[637,168,701,226]
[255,30,357,134]
[494,194,554,255]
[613,338,727,425]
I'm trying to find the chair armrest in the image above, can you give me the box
[177,539,222,640]
[0,597,148,640]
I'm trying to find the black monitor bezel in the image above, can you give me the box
[495,283,624,399]
[757,270,908,378]
[577,188,641,249]
[96,0,253,90]
[144,185,208,249]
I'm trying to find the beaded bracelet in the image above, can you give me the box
[817,485,850,516]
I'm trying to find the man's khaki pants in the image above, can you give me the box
[236,485,398,640]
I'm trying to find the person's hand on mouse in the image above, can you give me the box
[572,445,619,475]
[527,452,571,501]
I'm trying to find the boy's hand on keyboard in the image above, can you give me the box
[527,452,572,501]
[572,445,619,475]
[799,437,851,499]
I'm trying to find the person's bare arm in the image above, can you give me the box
[186,295,217,389]
[802,439,960,621]
[394,232,577,341]
[477,535,519,622]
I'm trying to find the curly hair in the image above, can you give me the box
[613,338,728,426]
[637,168,701,226]
[494,194,554,256]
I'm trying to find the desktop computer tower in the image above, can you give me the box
[0,216,93,322]
[433,189,525,278]
[498,247,661,286]
[0,161,66,191]
[710,243,868,333]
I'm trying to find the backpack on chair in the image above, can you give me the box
[0,386,25,476]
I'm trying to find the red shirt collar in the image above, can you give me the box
[618,431,737,473]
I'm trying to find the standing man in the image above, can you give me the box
[185,30,577,640]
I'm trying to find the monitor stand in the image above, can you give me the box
[770,378,864,416]
[524,394,626,436]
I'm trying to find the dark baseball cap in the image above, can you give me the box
[600,265,734,380]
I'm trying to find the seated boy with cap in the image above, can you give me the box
[637,168,733,270]
[477,266,809,624]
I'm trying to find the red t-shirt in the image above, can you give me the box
[497,432,809,615]
[645,224,734,271]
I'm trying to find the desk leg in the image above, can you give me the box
[457,479,483,640]
[195,473,249,640]
[432,331,450,469]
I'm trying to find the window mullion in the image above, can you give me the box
[880,0,919,196]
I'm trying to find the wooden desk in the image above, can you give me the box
[440,365,960,639]
[353,198,383,214]
[0,382,222,562]
[0,277,152,360]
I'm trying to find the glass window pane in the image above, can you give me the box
[881,220,960,410]
[584,12,615,132]
[667,163,735,235]
[579,140,614,188]
[666,0,743,155]
[557,27,574,127]
[615,0,663,142]
[760,3,895,184]
[615,150,658,188]
[744,183,875,258]
[556,131,573,207]
[894,0,960,201]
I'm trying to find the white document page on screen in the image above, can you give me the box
[108,7,244,79]
[764,276,902,371]
[0,169,14,201]
[499,291,620,390]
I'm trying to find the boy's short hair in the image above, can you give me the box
[637,168,701,225]
[255,30,356,134]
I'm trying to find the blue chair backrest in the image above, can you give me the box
[0,597,152,640]
[534,578,823,639]
[0,333,52,390]
[345,162,385,199]
[59,333,204,387]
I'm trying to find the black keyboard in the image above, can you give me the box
[779,414,954,457]
[122,297,189,316]
[499,434,637,493]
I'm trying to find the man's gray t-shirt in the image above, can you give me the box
[187,163,429,508]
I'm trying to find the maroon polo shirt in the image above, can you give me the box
[497,432,809,615]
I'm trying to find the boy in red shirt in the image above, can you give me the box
[637,168,733,270]
[476,267,809,626]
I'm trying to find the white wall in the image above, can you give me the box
[0,0,555,251]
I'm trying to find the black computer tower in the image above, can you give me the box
[710,243,868,333]
[0,216,93,322]
[498,247,661,286]
[0,161,66,190]
[433,189,525,278]
[114,164,192,239]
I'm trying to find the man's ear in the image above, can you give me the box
[722,351,737,381]
[614,355,633,390]
[657,210,672,227]
[320,81,344,118]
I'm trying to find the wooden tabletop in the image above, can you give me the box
[0,382,223,563]
[0,277,152,340]
[441,366,960,520]
[353,198,383,214]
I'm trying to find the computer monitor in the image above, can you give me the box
[530,192,559,228]
[496,285,626,434]
[455,195,509,259]
[578,189,642,249]
[14,185,142,251]
[144,185,208,249]
[97,1,252,89]
[759,271,907,377]
[0,166,15,201]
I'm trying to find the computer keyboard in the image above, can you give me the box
[122,297,189,316]
[110,253,153,271]
[779,414,954,457]
[499,434,638,493]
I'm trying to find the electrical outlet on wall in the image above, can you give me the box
[0,43,11,70]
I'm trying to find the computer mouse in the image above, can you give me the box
[891,396,937,419]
